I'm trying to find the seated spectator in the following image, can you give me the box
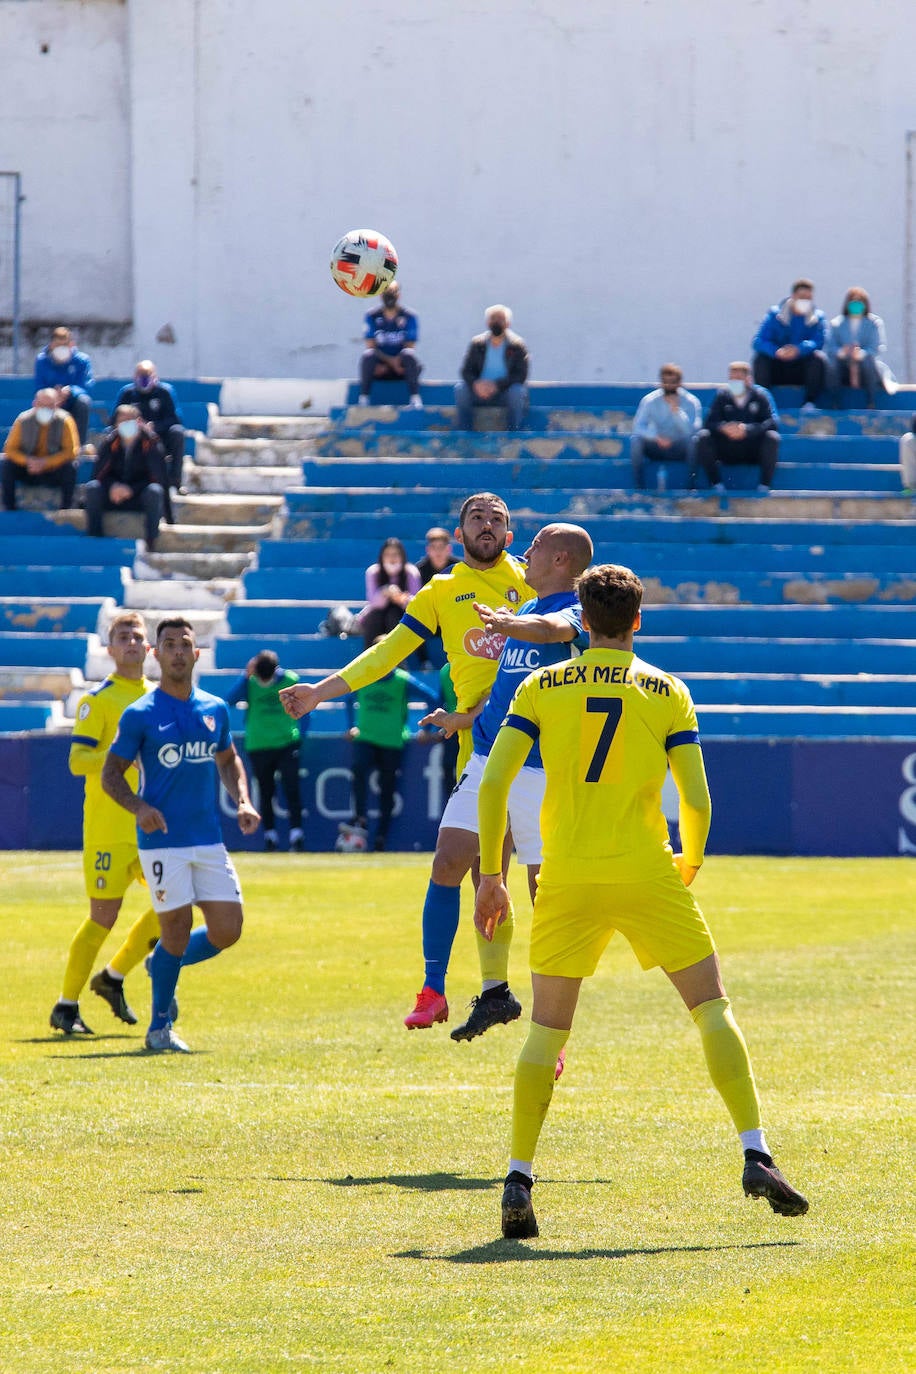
[358,282,423,409]
[630,364,701,489]
[455,305,529,432]
[113,360,186,517]
[826,288,888,409]
[416,527,460,585]
[1,388,79,511]
[341,646,439,852]
[33,326,94,447]
[694,362,781,494]
[358,537,421,645]
[226,650,306,853]
[752,278,828,411]
[84,406,166,550]
[898,415,916,496]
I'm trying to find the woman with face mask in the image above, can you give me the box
[358,536,422,646]
[83,405,167,551]
[357,282,424,409]
[825,287,891,409]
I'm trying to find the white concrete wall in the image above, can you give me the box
[3,0,916,383]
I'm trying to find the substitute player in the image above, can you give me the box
[474,564,809,1239]
[50,611,160,1036]
[102,617,260,1053]
[415,523,592,1038]
[280,492,532,1027]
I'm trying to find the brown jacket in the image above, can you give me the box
[3,408,79,471]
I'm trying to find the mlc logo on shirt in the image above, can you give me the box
[157,740,219,768]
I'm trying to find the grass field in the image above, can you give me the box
[1,851,914,1373]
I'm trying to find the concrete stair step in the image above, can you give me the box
[84,633,215,681]
[171,494,284,527]
[0,666,82,699]
[153,523,271,553]
[123,576,239,610]
[98,602,226,646]
[139,550,256,580]
[207,415,330,441]
[186,465,298,495]
[193,436,323,466]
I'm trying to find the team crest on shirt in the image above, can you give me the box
[202,715,216,732]
[505,588,521,604]
[463,627,507,660]
[78,702,91,721]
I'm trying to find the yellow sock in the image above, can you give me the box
[511,1021,570,1164]
[61,918,110,1002]
[476,897,514,984]
[690,996,761,1134]
[108,908,160,979]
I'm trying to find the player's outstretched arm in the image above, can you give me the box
[279,674,348,719]
[476,724,531,940]
[101,753,168,834]
[420,695,486,739]
[215,745,261,835]
[668,742,712,883]
[474,602,578,644]
[474,873,511,943]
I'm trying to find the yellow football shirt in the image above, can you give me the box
[480,647,709,883]
[69,673,153,848]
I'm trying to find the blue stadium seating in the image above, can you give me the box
[0,598,107,634]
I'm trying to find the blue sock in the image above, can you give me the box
[148,943,182,1032]
[422,881,461,994]
[181,927,221,967]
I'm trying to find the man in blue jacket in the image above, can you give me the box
[34,326,94,445]
[114,360,186,520]
[751,279,828,411]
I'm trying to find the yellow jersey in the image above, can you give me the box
[69,673,153,848]
[480,647,709,884]
[340,552,532,712]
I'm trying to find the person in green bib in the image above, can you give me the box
[227,651,306,852]
[341,656,439,852]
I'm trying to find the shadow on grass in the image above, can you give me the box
[38,1047,210,1060]
[18,1034,132,1046]
[324,1172,500,1192]
[395,1239,803,1264]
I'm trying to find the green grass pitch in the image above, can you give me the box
[1,851,914,1372]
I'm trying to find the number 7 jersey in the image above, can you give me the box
[502,647,701,883]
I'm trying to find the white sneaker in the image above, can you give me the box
[408,395,424,409]
[757,484,772,494]
[145,1024,190,1053]
[714,482,726,495]
[357,395,370,407]
[800,401,818,414]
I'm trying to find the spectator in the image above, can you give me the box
[752,278,828,412]
[455,305,529,432]
[84,406,166,550]
[630,364,702,489]
[358,282,423,409]
[826,287,887,409]
[358,537,421,646]
[416,527,460,585]
[898,415,916,496]
[34,326,94,447]
[694,361,781,494]
[1,388,79,511]
[113,360,186,517]
[342,649,439,852]
[226,650,306,853]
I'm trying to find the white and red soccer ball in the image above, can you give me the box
[330,229,398,298]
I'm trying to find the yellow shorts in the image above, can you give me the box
[456,727,474,776]
[530,867,716,978]
[83,842,144,900]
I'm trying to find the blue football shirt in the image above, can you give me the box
[109,686,232,850]
[471,592,586,768]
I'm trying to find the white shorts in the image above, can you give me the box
[440,750,545,866]
[139,844,243,915]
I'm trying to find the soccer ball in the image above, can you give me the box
[330,229,398,297]
[335,821,369,853]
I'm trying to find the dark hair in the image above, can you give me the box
[253,649,279,682]
[458,492,510,528]
[576,564,643,640]
[156,616,195,642]
[791,278,814,294]
[372,537,409,593]
[842,285,871,316]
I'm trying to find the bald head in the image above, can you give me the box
[524,523,594,594]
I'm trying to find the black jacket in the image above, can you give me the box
[94,429,167,495]
[112,382,181,435]
[459,331,529,391]
[704,385,778,442]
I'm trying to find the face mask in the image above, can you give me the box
[489,322,506,337]
[727,378,746,397]
[118,420,139,442]
[35,407,54,425]
[51,345,71,363]
[135,373,155,389]
[793,298,811,315]
[847,300,866,317]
